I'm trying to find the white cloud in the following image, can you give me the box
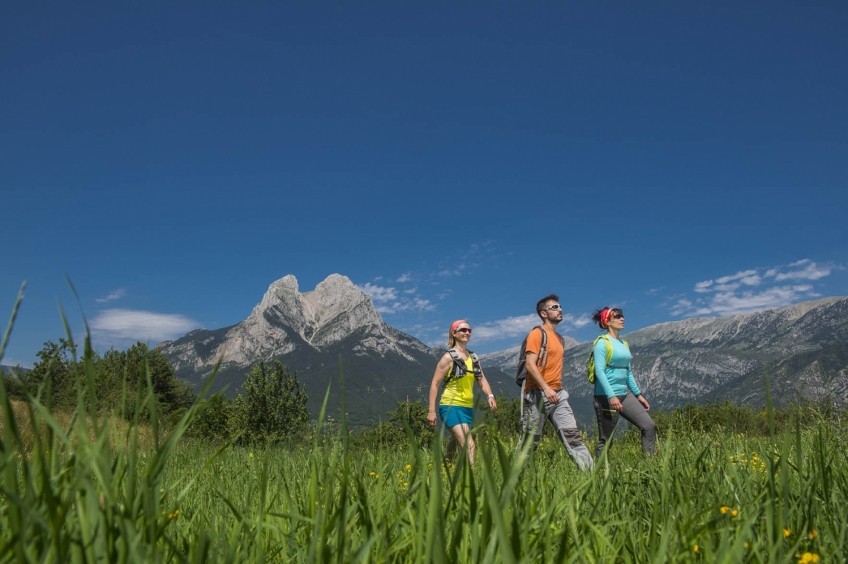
[360,283,434,314]
[673,258,834,317]
[360,283,397,303]
[95,288,126,303]
[471,314,539,342]
[90,309,200,344]
[696,269,761,293]
[396,273,412,283]
[771,259,832,282]
[469,313,590,343]
[692,285,816,316]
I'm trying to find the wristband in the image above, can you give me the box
[487,394,495,399]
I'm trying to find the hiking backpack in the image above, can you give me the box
[515,326,565,387]
[444,348,483,386]
[586,334,629,384]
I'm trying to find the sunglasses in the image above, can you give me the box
[610,313,623,319]
[544,304,563,311]
[456,328,472,334]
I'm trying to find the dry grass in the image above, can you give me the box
[1,399,157,453]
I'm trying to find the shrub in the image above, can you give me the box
[230,360,309,444]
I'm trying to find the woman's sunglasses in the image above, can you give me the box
[455,328,472,334]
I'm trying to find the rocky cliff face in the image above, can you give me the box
[158,274,432,373]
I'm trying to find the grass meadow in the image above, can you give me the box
[3,378,846,563]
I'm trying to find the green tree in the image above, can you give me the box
[231,360,309,444]
[187,392,234,443]
[24,339,86,409]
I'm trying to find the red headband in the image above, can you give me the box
[600,308,613,328]
[450,319,469,333]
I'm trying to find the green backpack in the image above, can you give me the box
[586,335,629,384]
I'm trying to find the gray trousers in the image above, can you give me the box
[519,389,594,471]
[593,393,657,457]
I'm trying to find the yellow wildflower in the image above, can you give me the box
[406,463,413,472]
[720,506,730,515]
[731,509,738,518]
[692,544,699,553]
[807,529,818,540]
[798,552,820,564]
[783,528,792,539]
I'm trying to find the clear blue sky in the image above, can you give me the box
[2,2,846,368]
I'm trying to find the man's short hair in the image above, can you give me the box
[536,294,560,318]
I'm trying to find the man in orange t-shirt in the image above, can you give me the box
[519,294,593,471]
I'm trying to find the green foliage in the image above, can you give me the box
[20,338,82,409]
[350,400,435,450]
[230,360,309,444]
[653,399,841,437]
[19,339,196,419]
[187,392,235,443]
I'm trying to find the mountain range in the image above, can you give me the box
[157,274,848,426]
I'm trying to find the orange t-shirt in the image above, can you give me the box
[523,326,564,392]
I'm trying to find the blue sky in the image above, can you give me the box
[2,2,846,368]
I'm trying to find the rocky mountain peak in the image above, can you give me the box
[159,273,406,371]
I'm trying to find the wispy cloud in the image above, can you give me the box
[470,312,591,343]
[434,241,495,279]
[361,243,499,315]
[95,288,126,303]
[90,308,200,347]
[672,259,836,317]
[360,282,435,314]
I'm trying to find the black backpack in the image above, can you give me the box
[444,348,483,386]
[515,326,564,387]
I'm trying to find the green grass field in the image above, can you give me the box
[2,373,845,563]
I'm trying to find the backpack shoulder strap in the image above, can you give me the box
[444,348,463,385]
[469,351,483,380]
[601,335,614,364]
[535,326,549,368]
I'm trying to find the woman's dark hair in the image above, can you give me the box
[591,307,623,329]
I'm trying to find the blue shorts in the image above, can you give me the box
[439,405,473,428]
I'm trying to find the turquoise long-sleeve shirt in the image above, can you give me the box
[592,335,642,398]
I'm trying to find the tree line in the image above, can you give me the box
[4,340,842,448]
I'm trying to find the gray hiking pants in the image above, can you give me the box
[593,393,657,457]
[519,389,594,471]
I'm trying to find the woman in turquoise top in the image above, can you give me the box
[591,307,656,457]
[427,320,497,464]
